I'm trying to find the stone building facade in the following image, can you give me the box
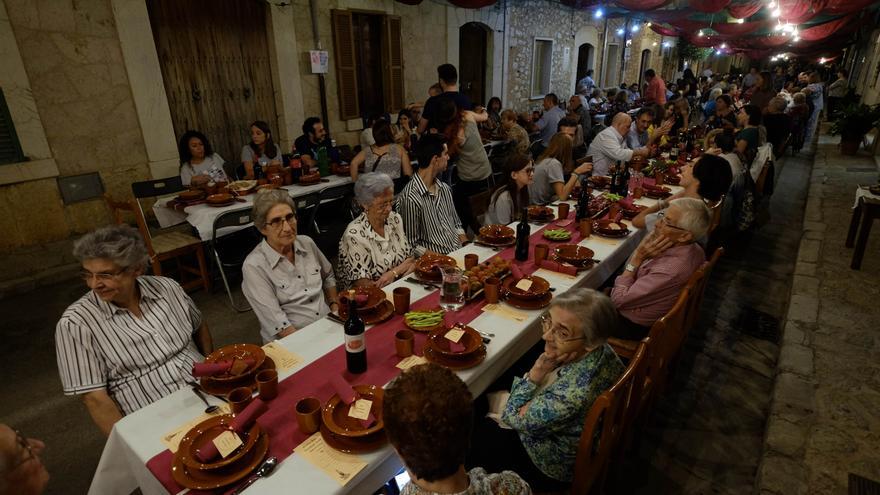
[0,0,691,293]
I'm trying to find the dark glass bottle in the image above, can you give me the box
[610,161,624,196]
[619,162,631,198]
[514,208,530,261]
[344,299,367,374]
[291,154,302,183]
[575,176,591,221]
[253,162,263,180]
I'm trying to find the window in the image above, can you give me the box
[531,38,553,99]
[0,88,25,165]
[331,10,404,121]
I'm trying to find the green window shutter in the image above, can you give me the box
[0,88,25,165]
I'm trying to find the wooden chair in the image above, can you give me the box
[469,189,494,226]
[682,247,724,336]
[708,195,725,235]
[569,342,647,495]
[103,194,211,292]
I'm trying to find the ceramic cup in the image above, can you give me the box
[557,202,570,220]
[295,397,322,434]
[395,329,414,358]
[534,243,549,264]
[579,219,592,238]
[464,253,479,270]
[484,277,501,304]
[393,287,411,315]
[228,387,253,415]
[256,369,278,401]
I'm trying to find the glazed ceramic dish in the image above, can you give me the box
[178,415,261,471]
[426,325,483,359]
[504,291,553,310]
[478,224,515,242]
[553,245,594,266]
[357,300,395,326]
[415,254,456,281]
[202,344,265,382]
[501,276,551,300]
[322,384,384,438]
[199,357,275,396]
[424,344,487,370]
[592,220,630,238]
[319,424,387,454]
[171,431,268,490]
[339,286,386,314]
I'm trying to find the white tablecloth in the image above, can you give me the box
[89,187,678,495]
[153,175,353,240]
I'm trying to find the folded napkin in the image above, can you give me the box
[449,341,466,353]
[191,358,255,378]
[618,197,634,209]
[555,218,574,227]
[510,264,524,281]
[328,375,375,428]
[642,177,656,186]
[538,260,578,276]
[195,398,268,463]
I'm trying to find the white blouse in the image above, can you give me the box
[338,211,412,288]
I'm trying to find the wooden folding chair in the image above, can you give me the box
[469,189,494,226]
[569,342,647,495]
[104,194,211,292]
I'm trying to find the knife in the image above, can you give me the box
[326,312,346,325]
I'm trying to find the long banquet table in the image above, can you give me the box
[89,185,681,495]
[153,175,354,240]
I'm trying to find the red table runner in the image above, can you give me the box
[146,213,583,494]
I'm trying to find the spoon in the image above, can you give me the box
[191,386,220,414]
[231,456,279,494]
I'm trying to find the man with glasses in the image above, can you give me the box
[242,189,339,343]
[55,225,213,435]
[0,424,48,494]
[611,197,711,339]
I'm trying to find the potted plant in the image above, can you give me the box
[829,103,880,155]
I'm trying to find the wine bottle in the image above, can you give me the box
[344,299,367,374]
[514,208,530,261]
[575,176,591,221]
[619,162,631,199]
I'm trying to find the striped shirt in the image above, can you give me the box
[55,276,204,415]
[397,172,464,256]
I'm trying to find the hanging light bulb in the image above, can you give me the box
[783,23,794,33]
[594,8,603,19]
[647,22,652,28]
[774,22,783,31]
[769,1,776,8]
[819,57,826,64]
[716,49,722,55]
[631,24,640,33]
[698,30,705,37]
[616,28,625,36]
[736,18,745,24]
[772,7,781,17]
[653,41,658,46]
[663,41,671,48]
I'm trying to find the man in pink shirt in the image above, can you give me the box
[644,69,667,105]
[611,198,710,339]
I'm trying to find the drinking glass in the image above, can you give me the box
[439,265,468,311]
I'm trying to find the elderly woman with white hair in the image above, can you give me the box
[612,197,711,339]
[338,172,415,289]
[55,225,212,435]
[468,288,624,490]
[242,189,339,343]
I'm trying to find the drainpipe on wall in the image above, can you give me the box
[619,18,629,86]
[309,0,329,129]
[599,16,609,86]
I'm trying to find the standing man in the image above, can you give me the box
[397,134,467,256]
[643,69,667,106]
[742,67,758,89]
[586,113,649,176]
[577,69,596,95]
[418,64,473,134]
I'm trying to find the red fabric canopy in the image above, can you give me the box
[689,0,731,13]
[669,19,710,32]
[712,20,768,36]
[614,0,673,11]
[778,0,827,24]
[650,24,681,37]
[825,0,876,14]
[727,0,764,19]
[799,13,858,41]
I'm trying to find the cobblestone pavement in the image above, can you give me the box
[757,135,880,494]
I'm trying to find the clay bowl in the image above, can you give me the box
[415,254,456,281]
[202,343,266,383]
[178,189,206,202]
[227,180,257,195]
[592,219,630,237]
[502,275,551,300]
[206,193,234,205]
[528,206,555,221]
[427,325,483,360]
[338,286,386,316]
[178,414,261,471]
[553,244,594,266]
[322,384,384,438]
[478,224,515,242]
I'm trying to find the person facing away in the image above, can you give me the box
[384,363,531,495]
[418,63,474,134]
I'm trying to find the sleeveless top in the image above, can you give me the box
[365,144,403,179]
[456,120,492,182]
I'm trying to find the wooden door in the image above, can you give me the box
[459,23,487,106]
[147,0,278,166]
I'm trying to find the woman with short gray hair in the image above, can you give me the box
[55,224,212,435]
[468,287,624,489]
[242,189,339,343]
[338,172,414,289]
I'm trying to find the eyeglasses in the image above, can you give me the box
[13,429,35,469]
[265,212,297,229]
[370,199,394,210]
[657,215,688,232]
[540,314,585,343]
[79,267,128,282]
[520,167,535,175]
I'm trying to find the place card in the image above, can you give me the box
[515,278,533,291]
[482,303,528,322]
[212,430,243,459]
[160,404,230,453]
[295,433,368,486]
[396,355,428,370]
[444,328,465,343]
[261,341,303,372]
[348,399,373,420]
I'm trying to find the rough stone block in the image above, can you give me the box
[792,275,820,297]
[804,230,824,241]
[797,239,821,263]
[758,454,808,495]
[765,415,809,457]
[788,295,819,323]
[781,320,808,346]
[794,261,817,277]
[778,343,814,376]
[803,221,826,232]
[773,372,816,414]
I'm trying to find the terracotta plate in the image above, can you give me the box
[199,357,275,396]
[479,224,515,242]
[202,344,265,383]
[620,204,646,219]
[179,415,261,471]
[553,244,594,266]
[528,206,555,222]
[415,254,456,281]
[322,384,384,438]
[501,276,551,300]
[171,431,268,490]
[339,286,386,314]
[403,317,445,333]
[475,235,516,247]
[319,424,388,454]
[424,344,487,370]
[592,220,630,238]
[426,325,483,360]
[358,300,395,326]
[505,291,553,310]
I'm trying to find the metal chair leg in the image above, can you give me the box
[213,249,252,312]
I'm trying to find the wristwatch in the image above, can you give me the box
[625,263,639,273]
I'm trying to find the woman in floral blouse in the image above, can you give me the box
[338,173,415,289]
[468,288,624,490]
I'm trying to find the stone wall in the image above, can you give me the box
[0,0,150,286]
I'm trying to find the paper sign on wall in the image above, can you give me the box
[310,50,329,74]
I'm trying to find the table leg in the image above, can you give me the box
[850,204,875,270]
[845,201,862,248]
